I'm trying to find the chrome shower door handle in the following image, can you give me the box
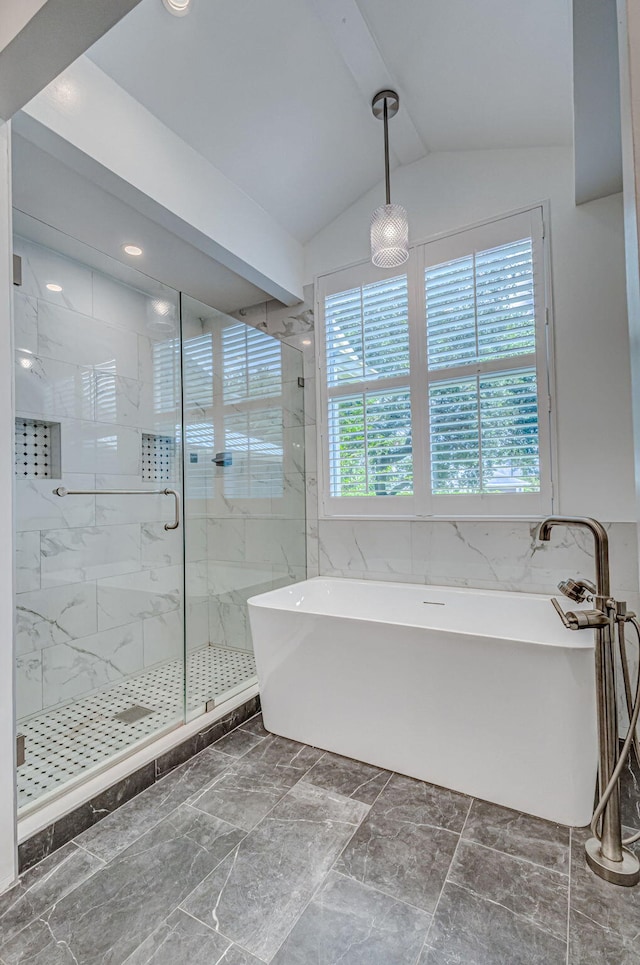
[53,486,181,531]
[162,488,180,531]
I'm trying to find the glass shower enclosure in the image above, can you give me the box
[13,217,305,813]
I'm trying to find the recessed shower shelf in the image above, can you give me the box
[14,418,61,479]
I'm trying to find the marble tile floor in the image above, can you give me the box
[17,646,256,809]
[4,715,640,964]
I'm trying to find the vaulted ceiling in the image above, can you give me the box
[86,0,573,244]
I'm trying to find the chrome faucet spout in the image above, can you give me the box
[537,516,610,599]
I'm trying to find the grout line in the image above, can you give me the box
[566,827,572,965]
[330,868,436,917]
[415,796,474,964]
[459,835,570,878]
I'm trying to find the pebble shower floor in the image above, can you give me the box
[17,646,256,808]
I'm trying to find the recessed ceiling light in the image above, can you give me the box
[162,0,191,15]
[123,244,143,257]
[46,283,63,292]
[19,356,33,369]
[301,338,312,346]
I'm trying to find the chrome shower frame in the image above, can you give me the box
[538,516,640,886]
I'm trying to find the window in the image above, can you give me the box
[318,208,553,517]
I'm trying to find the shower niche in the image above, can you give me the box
[14,418,61,479]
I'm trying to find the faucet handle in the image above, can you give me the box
[550,597,578,629]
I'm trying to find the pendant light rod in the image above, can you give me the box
[383,97,391,205]
[372,88,399,206]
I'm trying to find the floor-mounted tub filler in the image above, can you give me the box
[249,575,598,829]
[250,515,640,888]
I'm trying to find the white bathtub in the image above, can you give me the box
[248,577,598,826]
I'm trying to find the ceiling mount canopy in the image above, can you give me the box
[370,89,409,269]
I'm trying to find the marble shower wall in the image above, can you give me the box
[183,297,311,655]
[14,237,184,721]
[231,285,318,581]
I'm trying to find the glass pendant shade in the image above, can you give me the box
[370,203,409,268]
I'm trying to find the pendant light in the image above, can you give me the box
[370,89,409,268]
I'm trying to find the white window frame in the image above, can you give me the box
[316,205,556,519]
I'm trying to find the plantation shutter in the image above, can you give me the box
[318,206,552,517]
[323,269,414,509]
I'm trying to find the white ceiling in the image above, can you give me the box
[87,0,573,244]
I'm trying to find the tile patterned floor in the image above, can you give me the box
[3,716,640,964]
[17,646,256,809]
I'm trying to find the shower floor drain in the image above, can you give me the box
[16,645,256,810]
[114,705,154,724]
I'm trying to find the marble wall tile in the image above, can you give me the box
[208,560,274,603]
[42,623,144,706]
[41,523,141,587]
[60,419,140,475]
[143,608,184,666]
[316,518,640,600]
[95,476,169,526]
[15,237,93,315]
[16,355,95,422]
[187,600,210,651]
[16,474,95,532]
[16,582,98,654]
[97,565,181,630]
[207,517,246,562]
[13,292,38,355]
[282,377,305,429]
[141,521,182,569]
[284,425,305,474]
[208,599,251,650]
[186,516,208,563]
[94,373,154,429]
[245,517,306,567]
[16,653,43,718]
[38,301,139,380]
[319,519,413,577]
[15,531,40,593]
[92,271,178,341]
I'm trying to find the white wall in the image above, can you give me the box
[0,119,17,891]
[305,146,636,524]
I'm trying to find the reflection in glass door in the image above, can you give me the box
[181,295,306,718]
[13,223,185,812]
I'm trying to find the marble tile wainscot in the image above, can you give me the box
[17,694,260,873]
[4,716,640,964]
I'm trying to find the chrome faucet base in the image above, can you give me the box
[585,836,640,887]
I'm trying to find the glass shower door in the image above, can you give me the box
[181,295,306,718]
[14,220,185,811]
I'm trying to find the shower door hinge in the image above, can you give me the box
[16,733,25,766]
[12,254,22,287]
[205,699,216,713]
[297,376,305,388]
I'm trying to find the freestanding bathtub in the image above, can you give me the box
[248,577,598,826]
